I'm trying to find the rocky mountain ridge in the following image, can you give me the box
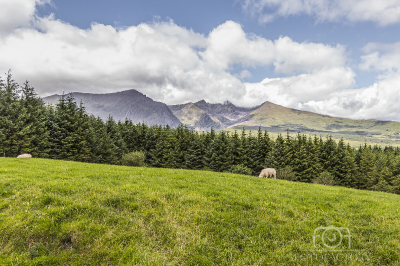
[43,89,400,147]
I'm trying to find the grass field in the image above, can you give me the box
[1,158,400,265]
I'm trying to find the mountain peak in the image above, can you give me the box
[195,99,207,104]
[43,89,180,127]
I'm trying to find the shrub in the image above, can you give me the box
[121,151,146,167]
[276,167,296,181]
[313,171,335,186]
[227,164,253,176]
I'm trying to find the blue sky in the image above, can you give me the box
[1,0,400,121]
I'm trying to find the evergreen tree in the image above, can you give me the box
[334,138,350,186]
[96,125,119,164]
[19,81,50,157]
[162,130,180,169]
[306,136,323,181]
[106,116,127,162]
[343,144,359,188]
[46,105,63,159]
[246,132,258,174]
[185,138,204,170]
[319,136,338,176]
[359,147,377,190]
[230,130,241,165]
[237,128,249,166]
[56,94,91,161]
[281,131,295,169]
[265,134,284,169]
[293,135,311,182]
[206,131,233,172]
[0,70,26,156]
[120,119,138,152]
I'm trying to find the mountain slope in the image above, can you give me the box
[43,90,181,127]
[170,99,400,145]
[230,101,400,140]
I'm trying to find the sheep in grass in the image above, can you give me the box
[259,168,276,179]
[17,154,32,158]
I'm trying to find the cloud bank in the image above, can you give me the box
[241,0,400,26]
[1,0,400,121]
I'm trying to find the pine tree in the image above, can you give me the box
[319,136,338,176]
[46,105,63,159]
[343,144,359,188]
[185,138,204,170]
[56,94,91,161]
[0,71,31,156]
[162,131,180,169]
[265,134,284,169]
[19,81,50,157]
[207,131,233,172]
[120,119,138,152]
[247,132,258,174]
[230,130,241,165]
[281,131,295,169]
[306,136,323,181]
[106,116,127,163]
[334,138,349,186]
[74,101,92,162]
[96,125,119,165]
[293,135,312,182]
[237,128,249,166]
[359,147,377,190]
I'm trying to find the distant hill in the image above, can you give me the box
[43,90,181,127]
[170,100,400,146]
[229,101,400,140]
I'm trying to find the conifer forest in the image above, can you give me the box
[2,71,400,195]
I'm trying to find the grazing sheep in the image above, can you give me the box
[17,154,32,158]
[259,168,276,179]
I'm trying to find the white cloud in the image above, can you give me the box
[239,67,355,107]
[0,8,348,105]
[201,21,346,74]
[360,42,400,78]
[0,0,50,36]
[241,0,400,26]
[1,1,400,121]
[302,77,400,121]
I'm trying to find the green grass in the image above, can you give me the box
[1,158,400,265]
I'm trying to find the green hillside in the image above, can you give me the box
[230,102,400,147]
[1,158,399,265]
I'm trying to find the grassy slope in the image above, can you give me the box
[1,158,400,265]
[230,102,400,147]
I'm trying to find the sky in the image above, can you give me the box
[1,0,400,121]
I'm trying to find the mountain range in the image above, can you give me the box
[43,89,400,146]
[43,90,181,127]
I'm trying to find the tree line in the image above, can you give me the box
[1,71,400,194]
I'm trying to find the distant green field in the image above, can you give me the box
[224,128,400,148]
[1,158,400,265]
[227,102,400,147]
